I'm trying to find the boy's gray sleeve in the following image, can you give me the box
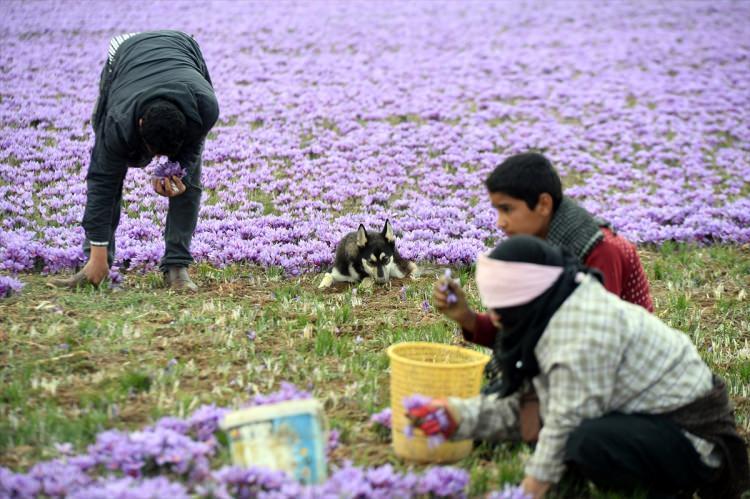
[449,393,522,442]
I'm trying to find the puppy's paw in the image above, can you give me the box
[408,262,421,279]
[318,273,335,289]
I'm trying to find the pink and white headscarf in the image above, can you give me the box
[475,253,564,309]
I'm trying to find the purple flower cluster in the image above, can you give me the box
[86,428,213,480]
[1,2,748,276]
[0,459,92,499]
[0,274,24,298]
[0,467,39,499]
[186,404,232,444]
[1,460,471,498]
[3,382,533,498]
[108,266,123,286]
[200,465,301,499]
[152,161,186,179]
[68,476,190,499]
[246,381,312,407]
[403,394,452,448]
[487,485,533,499]
[369,407,393,430]
[314,462,469,499]
[197,462,471,498]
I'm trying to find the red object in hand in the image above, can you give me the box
[406,400,458,439]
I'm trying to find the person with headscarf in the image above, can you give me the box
[419,235,748,498]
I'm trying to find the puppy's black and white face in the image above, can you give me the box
[361,247,396,283]
[357,220,398,283]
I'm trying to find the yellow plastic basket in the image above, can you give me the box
[387,341,490,463]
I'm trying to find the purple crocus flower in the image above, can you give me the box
[152,161,186,179]
[0,275,24,298]
[369,407,392,429]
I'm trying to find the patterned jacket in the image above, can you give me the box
[450,275,717,483]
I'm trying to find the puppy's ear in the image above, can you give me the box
[356,224,368,247]
[382,219,395,243]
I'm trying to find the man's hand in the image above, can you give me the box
[48,246,109,289]
[521,476,551,498]
[433,278,477,332]
[82,251,110,285]
[152,176,186,197]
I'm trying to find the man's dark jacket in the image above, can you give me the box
[84,30,219,242]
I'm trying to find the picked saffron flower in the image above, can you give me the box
[440,269,458,305]
[246,330,257,341]
[153,161,186,179]
[421,299,430,313]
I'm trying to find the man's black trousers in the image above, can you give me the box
[83,58,202,273]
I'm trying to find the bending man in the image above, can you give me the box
[54,30,219,290]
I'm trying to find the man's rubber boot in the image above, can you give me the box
[164,266,198,291]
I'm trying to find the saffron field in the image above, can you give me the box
[1,1,748,497]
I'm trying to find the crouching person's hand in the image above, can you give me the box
[521,476,551,498]
[405,398,461,439]
[433,277,476,331]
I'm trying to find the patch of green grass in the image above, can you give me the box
[385,113,424,126]
[0,402,111,453]
[118,370,152,394]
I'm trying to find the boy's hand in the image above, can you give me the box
[433,278,476,331]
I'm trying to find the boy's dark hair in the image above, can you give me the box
[140,100,186,157]
[484,152,563,211]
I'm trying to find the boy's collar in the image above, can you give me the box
[546,197,608,261]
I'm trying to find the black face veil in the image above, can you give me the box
[478,235,602,397]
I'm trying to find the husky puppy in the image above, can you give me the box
[319,220,419,288]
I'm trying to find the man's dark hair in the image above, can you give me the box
[484,152,563,211]
[140,100,186,157]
